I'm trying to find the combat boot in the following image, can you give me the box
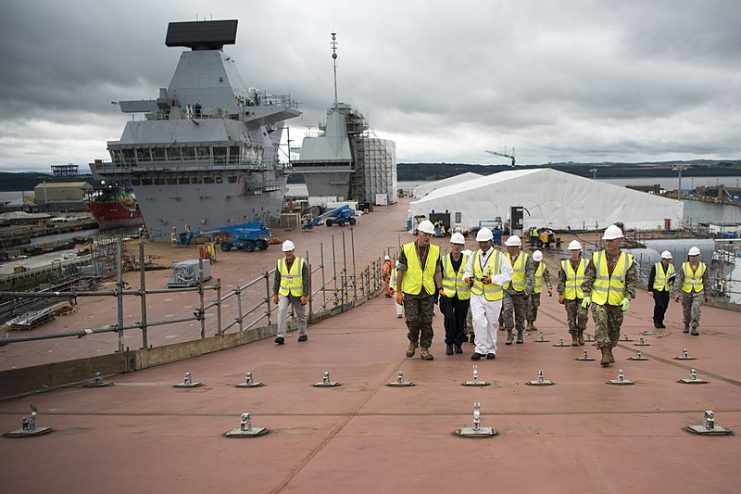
[420,347,434,360]
[505,330,514,345]
[529,323,538,332]
[405,342,417,358]
[577,332,585,346]
[445,344,454,355]
[516,330,524,344]
[683,325,690,333]
[600,347,611,367]
[571,333,579,346]
[690,327,699,336]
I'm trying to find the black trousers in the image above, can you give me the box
[652,289,670,326]
[440,295,470,345]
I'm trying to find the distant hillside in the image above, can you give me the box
[0,172,97,192]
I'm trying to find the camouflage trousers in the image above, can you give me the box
[526,293,541,323]
[501,292,528,332]
[404,292,435,349]
[590,303,623,349]
[564,299,588,335]
[681,292,704,330]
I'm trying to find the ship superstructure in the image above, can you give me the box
[291,34,396,205]
[90,20,300,241]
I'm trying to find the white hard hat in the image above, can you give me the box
[476,227,493,242]
[463,249,472,256]
[384,255,390,261]
[532,250,543,262]
[602,224,624,240]
[505,235,522,247]
[450,232,466,245]
[660,250,672,260]
[282,240,295,252]
[688,246,700,256]
[568,240,582,251]
[418,220,435,234]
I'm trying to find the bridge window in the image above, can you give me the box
[213,146,227,165]
[196,147,210,161]
[181,147,195,161]
[152,148,166,161]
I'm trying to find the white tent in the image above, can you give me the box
[410,168,683,231]
[412,172,483,199]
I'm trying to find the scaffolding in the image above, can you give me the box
[349,134,396,205]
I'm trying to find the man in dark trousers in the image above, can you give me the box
[647,250,675,330]
[438,233,471,355]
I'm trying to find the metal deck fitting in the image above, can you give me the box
[628,351,649,361]
[224,412,269,437]
[313,371,341,387]
[634,337,651,347]
[527,370,554,386]
[386,370,414,387]
[173,371,203,388]
[620,334,635,342]
[3,405,53,438]
[607,369,635,385]
[674,348,696,360]
[553,338,568,348]
[455,402,497,438]
[462,365,490,386]
[575,350,595,361]
[534,332,550,343]
[686,411,733,436]
[678,369,708,384]
[83,371,114,388]
[235,371,264,388]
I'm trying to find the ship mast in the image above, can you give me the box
[331,32,339,109]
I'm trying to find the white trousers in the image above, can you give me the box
[470,294,502,355]
[277,295,307,337]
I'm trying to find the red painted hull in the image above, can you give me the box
[87,201,144,229]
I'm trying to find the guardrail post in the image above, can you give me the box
[320,242,327,310]
[198,257,205,339]
[139,237,148,349]
[265,271,272,325]
[235,286,244,332]
[215,278,222,336]
[115,234,124,353]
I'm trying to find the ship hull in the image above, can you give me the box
[87,202,144,230]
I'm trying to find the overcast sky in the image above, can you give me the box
[1,0,740,172]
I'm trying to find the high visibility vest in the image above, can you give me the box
[401,242,440,295]
[591,250,633,306]
[681,262,706,293]
[652,262,675,291]
[507,252,528,292]
[533,262,545,294]
[441,253,471,300]
[561,258,587,301]
[470,249,504,301]
[278,257,304,297]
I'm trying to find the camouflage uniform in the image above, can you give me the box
[675,261,710,334]
[501,252,534,342]
[527,264,552,327]
[397,243,442,352]
[556,259,588,340]
[582,250,638,351]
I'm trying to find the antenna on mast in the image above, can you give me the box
[331,32,339,108]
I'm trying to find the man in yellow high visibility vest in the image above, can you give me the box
[271,240,310,345]
[438,233,471,355]
[648,250,676,330]
[581,225,638,366]
[396,220,442,360]
[557,240,589,346]
[674,246,709,335]
[464,227,513,360]
[501,235,534,345]
[526,249,552,332]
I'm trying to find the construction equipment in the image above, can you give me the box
[177,222,271,253]
[485,148,516,167]
[167,259,212,288]
[302,204,357,229]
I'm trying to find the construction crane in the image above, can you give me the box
[485,148,516,167]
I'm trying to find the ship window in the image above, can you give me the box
[212,146,227,165]
[141,178,153,186]
[194,176,203,184]
[227,176,238,183]
[203,176,215,184]
[166,177,177,185]
[153,177,165,186]
[256,148,264,165]
[228,146,240,164]
[152,148,166,161]
[131,178,141,185]
[215,176,223,184]
[136,148,152,162]
[196,147,210,161]
[166,148,181,161]
[181,147,195,160]
[122,149,136,165]
[194,104,202,118]
[178,176,190,185]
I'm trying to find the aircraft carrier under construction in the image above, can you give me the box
[90,19,300,242]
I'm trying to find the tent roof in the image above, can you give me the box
[412,172,484,198]
[410,168,683,231]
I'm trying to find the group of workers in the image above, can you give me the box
[388,220,710,367]
[271,222,710,369]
